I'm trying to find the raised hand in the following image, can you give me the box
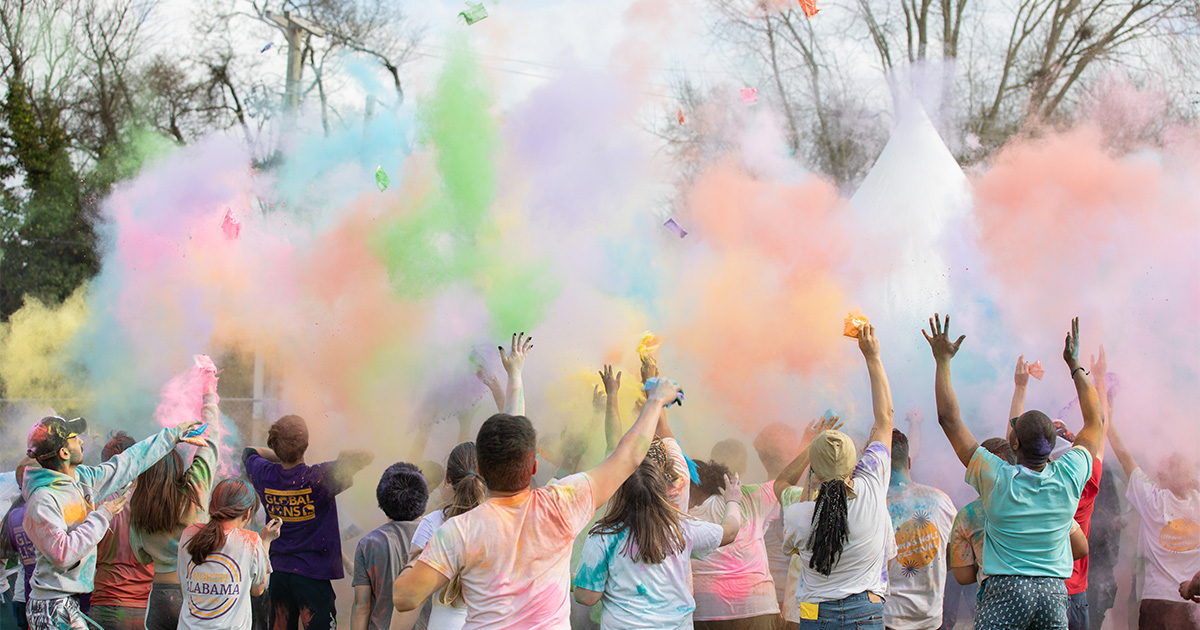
[500,332,534,375]
[645,377,681,408]
[1014,355,1030,387]
[592,384,606,414]
[174,420,208,447]
[1090,344,1106,376]
[599,364,621,398]
[719,473,742,504]
[1063,317,1081,370]
[922,313,965,362]
[802,415,844,444]
[640,356,659,385]
[858,323,881,360]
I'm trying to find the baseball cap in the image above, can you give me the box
[27,416,88,461]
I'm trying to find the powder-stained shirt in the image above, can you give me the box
[177,525,270,630]
[949,498,986,583]
[131,440,218,576]
[965,445,1091,579]
[6,505,35,603]
[1065,457,1102,595]
[884,480,956,630]
[1125,467,1200,601]
[784,442,893,605]
[689,481,780,620]
[419,473,596,630]
[93,508,154,607]
[573,518,723,630]
[352,520,429,630]
[243,450,351,580]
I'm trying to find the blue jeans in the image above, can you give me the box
[798,592,884,630]
[1067,592,1088,630]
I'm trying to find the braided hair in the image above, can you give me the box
[807,479,850,576]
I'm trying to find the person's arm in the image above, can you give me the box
[1089,345,1109,463]
[329,450,375,493]
[1107,411,1138,477]
[351,585,372,630]
[951,565,978,586]
[25,489,128,569]
[600,365,623,453]
[1007,355,1030,441]
[393,561,450,612]
[1180,569,1200,602]
[500,332,533,416]
[717,473,743,546]
[1070,521,1089,560]
[477,366,505,413]
[86,419,203,498]
[243,447,281,463]
[586,379,680,506]
[923,314,979,467]
[1064,318,1105,460]
[774,415,843,504]
[859,324,893,450]
[251,518,280,597]
[574,587,602,606]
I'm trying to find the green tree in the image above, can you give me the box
[0,78,99,320]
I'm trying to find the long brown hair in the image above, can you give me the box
[131,450,203,533]
[185,479,259,566]
[437,442,487,607]
[590,460,686,564]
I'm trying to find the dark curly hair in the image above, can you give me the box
[693,459,731,499]
[376,463,429,522]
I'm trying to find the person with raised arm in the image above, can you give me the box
[242,413,375,630]
[20,415,204,630]
[924,314,1103,630]
[781,323,894,630]
[392,332,682,629]
[572,462,740,630]
[1106,378,1200,628]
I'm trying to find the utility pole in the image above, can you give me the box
[264,10,326,113]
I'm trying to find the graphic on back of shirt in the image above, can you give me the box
[185,553,244,620]
[263,488,316,522]
[1160,518,1199,553]
[12,522,36,567]
[894,509,941,577]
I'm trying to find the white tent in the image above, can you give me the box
[849,101,971,322]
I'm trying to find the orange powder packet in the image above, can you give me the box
[843,311,869,338]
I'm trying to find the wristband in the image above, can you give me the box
[1071,367,1088,378]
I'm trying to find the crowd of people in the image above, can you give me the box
[0,319,1197,630]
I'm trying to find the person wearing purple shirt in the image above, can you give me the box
[243,415,373,630]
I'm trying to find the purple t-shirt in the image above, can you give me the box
[243,449,349,580]
[7,505,36,600]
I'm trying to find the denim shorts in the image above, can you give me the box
[798,592,884,630]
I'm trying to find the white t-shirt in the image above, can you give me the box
[784,442,893,605]
[177,526,270,630]
[412,509,447,550]
[1126,467,1200,601]
[573,518,723,629]
[689,481,780,620]
[420,473,596,630]
[0,471,19,594]
[884,481,957,630]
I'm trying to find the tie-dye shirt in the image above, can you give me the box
[965,446,1091,579]
[948,498,987,582]
[783,442,892,605]
[884,480,956,630]
[689,481,780,620]
[419,473,596,630]
[177,526,270,630]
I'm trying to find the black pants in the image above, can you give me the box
[267,573,336,630]
[144,583,183,630]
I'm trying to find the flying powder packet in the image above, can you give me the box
[194,354,218,376]
[460,2,488,25]
[260,42,274,53]
[221,208,241,240]
[375,165,390,192]
[663,218,688,238]
[1028,360,1045,380]
[677,109,685,125]
[800,0,819,18]
[843,310,869,338]
[741,87,758,104]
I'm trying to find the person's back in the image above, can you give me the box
[884,429,956,630]
[91,432,155,630]
[1124,455,1200,627]
[351,463,430,630]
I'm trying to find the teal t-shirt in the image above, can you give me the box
[965,445,1091,579]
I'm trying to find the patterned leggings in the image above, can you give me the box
[26,597,87,630]
[976,575,1068,630]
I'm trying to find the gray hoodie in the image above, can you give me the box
[22,424,181,600]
